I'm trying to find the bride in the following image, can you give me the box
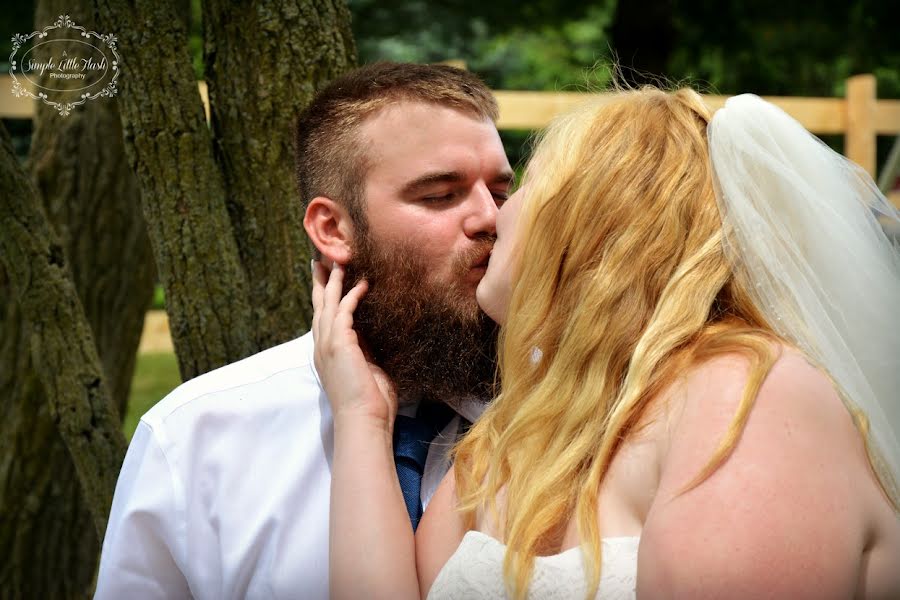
[312,87,900,599]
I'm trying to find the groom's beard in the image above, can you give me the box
[344,231,498,407]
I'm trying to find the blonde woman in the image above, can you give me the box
[313,88,900,599]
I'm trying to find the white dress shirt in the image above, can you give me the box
[94,331,482,599]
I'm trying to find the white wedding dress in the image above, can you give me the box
[427,530,639,599]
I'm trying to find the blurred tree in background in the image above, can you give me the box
[346,0,899,167]
[346,0,898,96]
[3,1,897,107]
[3,0,897,166]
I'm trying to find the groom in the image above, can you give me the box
[94,62,513,599]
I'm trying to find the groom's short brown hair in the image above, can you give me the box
[293,62,499,228]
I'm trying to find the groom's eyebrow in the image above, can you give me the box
[400,171,466,196]
[400,169,516,197]
[494,170,515,189]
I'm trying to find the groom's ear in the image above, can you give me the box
[303,196,354,266]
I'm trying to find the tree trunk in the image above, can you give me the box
[28,30,157,416]
[0,119,128,595]
[0,1,155,594]
[95,0,356,378]
[0,274,100,599]
[93,0,257,380]
[203,0,356,347]
[0,0,356,593]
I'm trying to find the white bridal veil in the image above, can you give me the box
[708,95,900,494]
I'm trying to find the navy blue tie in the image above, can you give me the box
[393,404,454,531]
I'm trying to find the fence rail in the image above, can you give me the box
[2,73,899,206]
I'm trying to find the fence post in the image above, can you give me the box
[846,74,877,178]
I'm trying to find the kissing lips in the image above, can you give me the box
[470,250,491,277]
[458,238,495,285]
[463,253,491,287]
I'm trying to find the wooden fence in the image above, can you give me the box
[2,73,899,206]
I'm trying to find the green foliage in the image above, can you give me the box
[347,0,899,168]
[475,4,615,91]
[667,0,900,99]
[348,0,599,43]
[125,351,180,440]
[152,284,166,310]
[348,0,898,99]
[349,0,617,91]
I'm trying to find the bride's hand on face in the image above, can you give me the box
[311,261,397,429]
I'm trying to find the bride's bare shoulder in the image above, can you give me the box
[662,344,848,432]
[637,344,895,597]
[654,344,872,496]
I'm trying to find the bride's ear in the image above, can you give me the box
[303,196,354,266]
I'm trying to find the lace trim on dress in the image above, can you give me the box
[427,530,639,600]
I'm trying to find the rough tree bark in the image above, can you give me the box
[93,0,257,380]
[0,0,355,593]
[204,0,356,349]
[0,2,155,596]
[0,120,129,595]
[94,0,355,379]
[29,4,157,418]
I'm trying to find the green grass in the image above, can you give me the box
[125,351,181,440]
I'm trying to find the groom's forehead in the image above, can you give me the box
[358,104,508,192]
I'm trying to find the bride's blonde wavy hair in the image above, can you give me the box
[452,87,893,599]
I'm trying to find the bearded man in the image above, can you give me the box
[94,62,513,599]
